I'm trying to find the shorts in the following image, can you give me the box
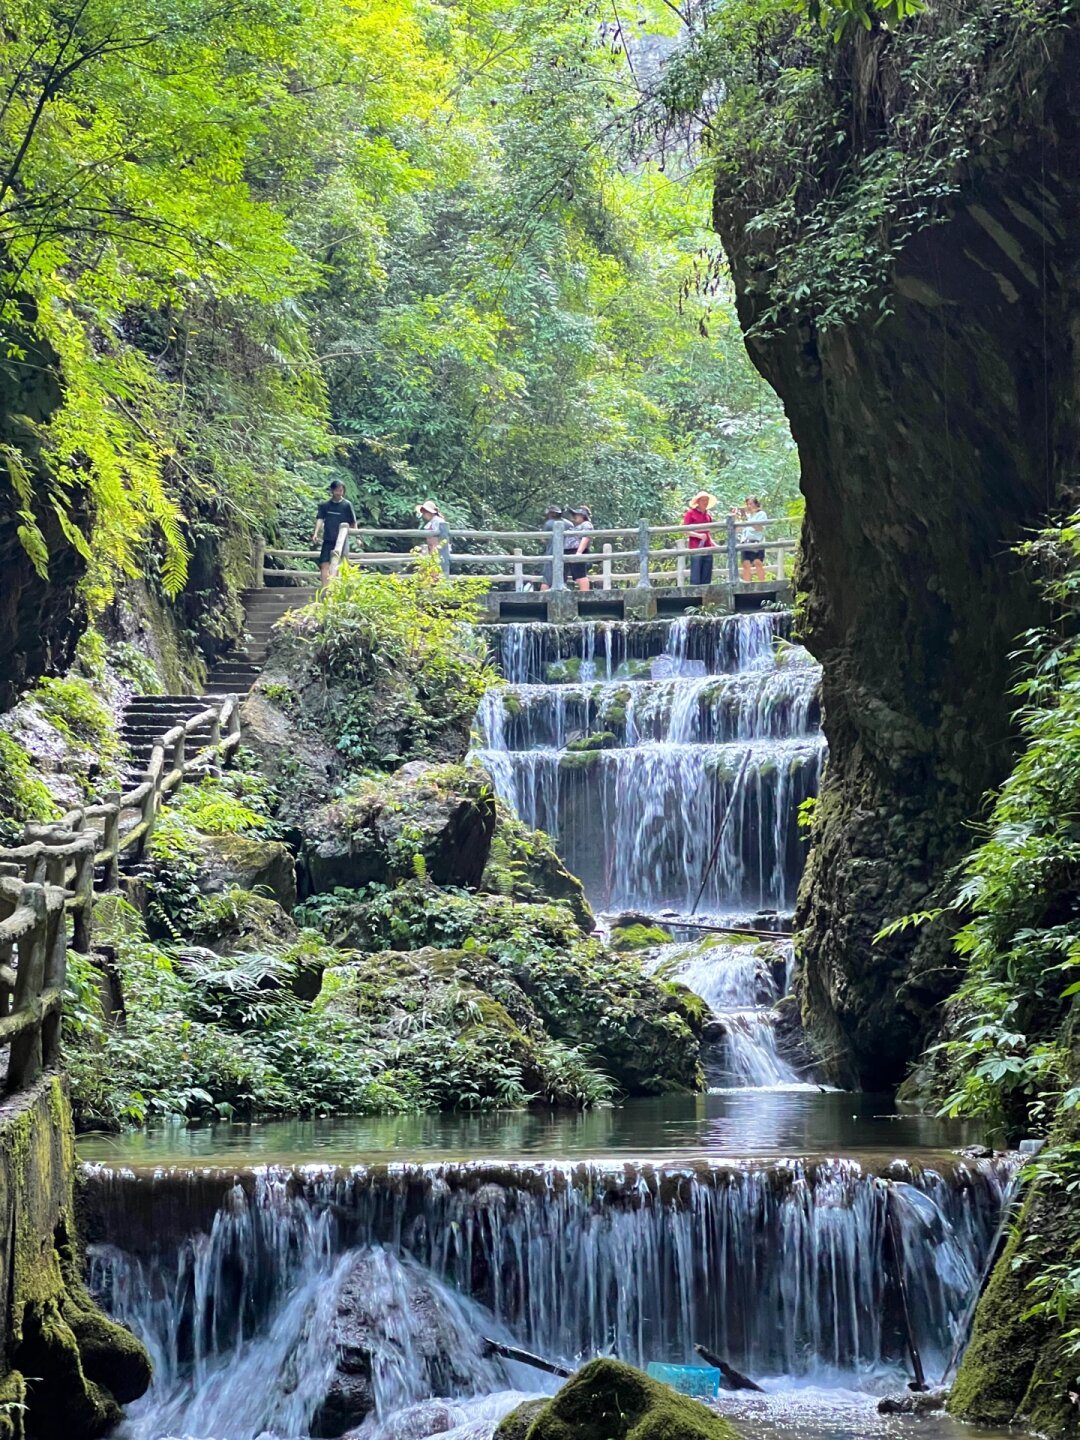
[320,539,349,566]
[566,559,593,582]
[740,548,765,564]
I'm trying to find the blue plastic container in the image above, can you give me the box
[645,1362,721,1398]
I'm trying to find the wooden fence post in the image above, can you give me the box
[637,520,651,587]
[602,543,612,591]
[251,534,266,588]
[174,729,186,776]
[513,548,523,590]
[8,885,46,1091]
[675,537,687,587]
[103,795,121,890]
[72,845,95,952]
[41,895,66,1069]
[551,521,566,591]
[726,514,739,585]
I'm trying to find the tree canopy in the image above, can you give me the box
[0,0,797,611]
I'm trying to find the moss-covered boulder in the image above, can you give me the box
[949,1118,1080,1436]
[196,834,297,911]
[609,923,673,952]
[310,884,703,1099]
[191,891,299,954]
[496,1359,738,1440]
[302,764,496,894]
[0,1077,150,1440]
[483,804,593,933]
[239,681,341,821]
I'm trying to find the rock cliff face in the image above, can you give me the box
[712,18,1080,1086]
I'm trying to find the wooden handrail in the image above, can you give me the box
[0,691,243,1096]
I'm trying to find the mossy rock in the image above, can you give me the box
[609,923,673,951]
[483,805,594,933]
[497,1359,738,1440]
[559,749,601,772]
[545,658,583,683]
[303,763,496,894]
[495,1396,549,1440]
[195,834,297,911]
[565,732,618,753]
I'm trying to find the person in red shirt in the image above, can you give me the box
[682,490,718,586]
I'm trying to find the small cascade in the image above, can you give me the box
[87,1155,1014,1428]
[648,938,806,1090]
[472,612,823,920]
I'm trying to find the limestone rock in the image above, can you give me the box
[482,804,593,932]
[195,833,297,911]
[311,1248,502,1438]
[239,682,341,820]
[302,764,495,895]
[496,1358,739,1440]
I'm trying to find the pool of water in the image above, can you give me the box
[712,1386,1015,1439]
[77,1090,999,1169]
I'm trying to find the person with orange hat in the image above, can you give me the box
[682,490,718,586]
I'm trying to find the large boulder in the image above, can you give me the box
[195,834,297,911]
[302,765,495,895]
[482,805,593,933]
[239,682,341,822]
[496,1359,739,1440]
[312,1248,505,1438]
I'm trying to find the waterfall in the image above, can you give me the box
[472,612,823,920]
[87,1154,1014,1438]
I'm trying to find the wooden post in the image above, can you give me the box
[209,709,222,747]
[637,520,651,587]
[551,521,566,591]
[103,795,121,890]
[174,729,186,775]
[513,548,523,590]
[602,543,612,591]
[328,522,350,580]
[41,896,66,1068]
[675,537,687,587]
[8,885,46,1091]
[227,700,241,764]
[72,845,95,952]
[251,534,266,588]
[726,514,738,585]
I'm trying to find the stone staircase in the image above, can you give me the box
[202,586,316,697]
[119,586,315,783]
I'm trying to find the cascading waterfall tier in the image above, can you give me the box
[472,612,824,919]
[87,1153,1014,1427]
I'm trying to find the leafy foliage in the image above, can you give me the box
[655,0,1071,333]
[2,0,796,634]
[277,555,495,770]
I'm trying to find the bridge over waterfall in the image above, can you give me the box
[259,514,798,622]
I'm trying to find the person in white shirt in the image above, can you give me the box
[738,495,768,583]
[416,500,450,572]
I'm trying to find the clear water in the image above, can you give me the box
[77,1091,995,1169]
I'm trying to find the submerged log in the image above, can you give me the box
[481,1338,573,1378]
[693,1344,764,1392]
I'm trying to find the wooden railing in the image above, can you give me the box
[261,515,798,591]
[0,695,242,1095]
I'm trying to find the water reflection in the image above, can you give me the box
[77,1091,996,1168]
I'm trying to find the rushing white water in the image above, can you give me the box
[473,612,823,919]
[88,1154,1014,1440]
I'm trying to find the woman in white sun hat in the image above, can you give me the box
[416,500,450,571]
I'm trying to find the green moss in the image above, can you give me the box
[609,923,673,951]
[494,1396,547,1440]
[504,1358,738,1440]
[565,732,618,753]
[559,749,600,772]
[0,1371,26,1440]
[545,658,582,683]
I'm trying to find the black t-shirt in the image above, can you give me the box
[317,498,356,546]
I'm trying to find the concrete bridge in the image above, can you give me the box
[257,515,797,621]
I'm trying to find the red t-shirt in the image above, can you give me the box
[683,507,714,549]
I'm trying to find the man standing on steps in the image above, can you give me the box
[312,479,356,585]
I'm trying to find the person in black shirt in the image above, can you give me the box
[312,480,356,584]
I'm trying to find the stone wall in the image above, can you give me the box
[0,1075,150,1440]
